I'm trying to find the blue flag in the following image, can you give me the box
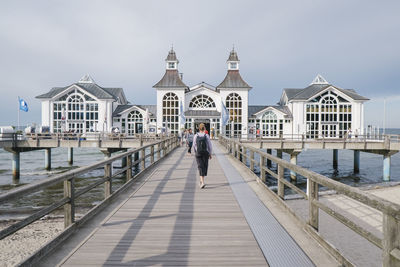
[19,97,29,112]
[179,100,186,125]
[221,100,229,126]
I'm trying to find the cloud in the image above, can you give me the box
[0,0,399,127]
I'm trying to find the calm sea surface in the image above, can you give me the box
[0,129,399,218]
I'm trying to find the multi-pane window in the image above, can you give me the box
[306,90,352,138]
[52,89,98,133]
[162,92,179,133]
[306,104,319,138]
[85,103,99,132]
[127,110,143,136]
[261,111,278,137]
[230,62,237,69]
[339,104,352,138]
[189,94,216,108]
[53,103,66,132]
[225,93,242,137]
[168,62,175,69]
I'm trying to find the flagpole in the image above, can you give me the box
[17,97,20,132]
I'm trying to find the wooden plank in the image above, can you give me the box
[60,147,267,266]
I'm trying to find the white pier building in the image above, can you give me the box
[36,48,368,138]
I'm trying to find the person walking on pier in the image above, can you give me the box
[193,123,212,189]
[187,128,194,154]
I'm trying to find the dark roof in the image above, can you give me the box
[248,105,292,118]
[216,70,251,89]
[337,88,369,100]
[248,105,268,116]
[228,50,239,61]
[166,49,177,61]
[283,89,302,101]
[284,84,368,101]
[153,70,188,89]
[184,110,221,117]
[137,105,157,117]
[112,104,157,118]
[112,105,132,117]
[36,82,128,104]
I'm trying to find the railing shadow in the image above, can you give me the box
[102,149,196,266]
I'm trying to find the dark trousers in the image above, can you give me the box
[188,141,193,153]
[195,153,209,176]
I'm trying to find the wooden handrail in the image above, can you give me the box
[0,136,179,241]
[219,136,400,266]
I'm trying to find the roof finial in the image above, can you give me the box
[232,44,235,52]
[171,43,174,51]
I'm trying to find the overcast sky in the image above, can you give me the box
[0,0,399,128]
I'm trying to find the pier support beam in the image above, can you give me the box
[266,149,272,168]
[383,153,391,181]
[354,150,360,173]
[68,147,73,165]
[333,149,338,169]
[45,148,51,170]
[12,151,20,183]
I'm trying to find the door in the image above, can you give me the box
[136,123,143,134]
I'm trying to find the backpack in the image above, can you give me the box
[196,134,208,156]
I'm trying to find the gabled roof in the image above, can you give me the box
[216,70,251,90]
[153,70,188,89]
[248,105,292,118]
[112,104,157,118]
[284,84,369,101]
[137,104,157,117]
[36,75,128,104]
[283,88,302,101]
[188,82,216,92]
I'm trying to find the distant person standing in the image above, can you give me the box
[187,128,194,154]
[193,123,212,189]
[210,128,215,139]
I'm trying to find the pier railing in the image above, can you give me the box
[0,136,178,265]
[219,136,400,266]
[242,133,400,143]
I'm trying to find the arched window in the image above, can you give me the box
[127,110,143,135]
[189,94,216,108]
[53,88,99,133]
[225,93,242,137]
[261,111,278,137]
[162,92,179,133]
[306,90,351,138]
[67,94,85,133]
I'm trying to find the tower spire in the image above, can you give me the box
[227,47,239,70]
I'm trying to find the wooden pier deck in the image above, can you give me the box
[56,146,268,266]
[41,143,337,267]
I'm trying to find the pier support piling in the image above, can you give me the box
[68,147,73,165]
[121,149,127,168]
[333,149,338,169]
[290,152,299,181]
[354,150,360,173]
[12,151,20,183]
[45,148,51,170]
[266,149,272,168]
[277,149,282,159]
[383,153,391,181]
